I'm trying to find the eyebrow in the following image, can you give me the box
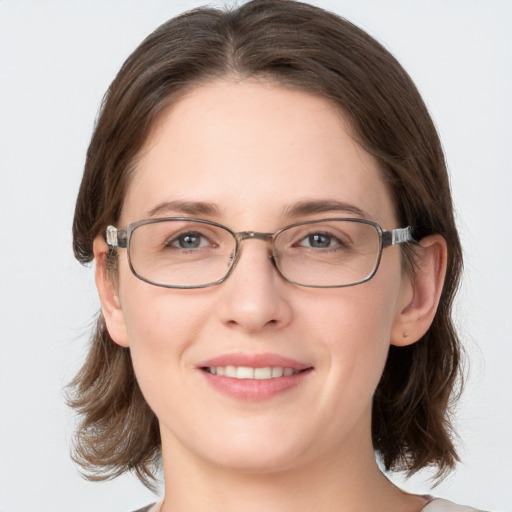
[147,200,222,218]
[147,198,370,221]
[282,199,370,219]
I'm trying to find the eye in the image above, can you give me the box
[169,231,211,249]
[298,232,340,249]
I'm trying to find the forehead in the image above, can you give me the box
[122,80,396,229]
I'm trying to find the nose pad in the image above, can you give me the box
[227,238,278,282]
[217,239,292,332]
[226,232,277,278]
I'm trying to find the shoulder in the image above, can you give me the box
[131,505,157,512]
[423,498,487,512]
[130,499,163,512]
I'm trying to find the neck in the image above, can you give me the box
[159,428,426,512]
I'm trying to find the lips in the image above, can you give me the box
[198,353,313,401]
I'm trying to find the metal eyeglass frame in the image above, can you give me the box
[105,217,414,289]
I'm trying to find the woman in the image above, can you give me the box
[69,1,483,510]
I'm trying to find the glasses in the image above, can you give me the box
[105,217,413,289]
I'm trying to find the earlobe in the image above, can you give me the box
[391,234,447,347]
[93,235,129,348]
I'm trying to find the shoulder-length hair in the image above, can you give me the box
[70,0,463,488]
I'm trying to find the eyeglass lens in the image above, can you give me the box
[127,219,382,288]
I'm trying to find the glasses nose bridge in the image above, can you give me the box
[236,231,274,243]
[232,231,277,270]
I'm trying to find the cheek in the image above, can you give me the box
[122,287,201,355]
[309,281,398,348]
[118,279,204,389]
[303,269,402,388]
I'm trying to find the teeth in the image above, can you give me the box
[206,366,299,379]
[225,365,237,378]
[271,367,283,378]
[254,367,272,379]
[236,366,254,379]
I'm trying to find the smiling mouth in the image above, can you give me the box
[202,366,305,379]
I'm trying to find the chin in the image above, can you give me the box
[195,424,312,474]
[209,446,304,474]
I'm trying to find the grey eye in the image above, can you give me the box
[306,233,332,248]
[298,232,338,249]
[171,232,208,249]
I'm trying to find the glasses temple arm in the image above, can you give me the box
[106,226,128,249]
[382,226,414,247]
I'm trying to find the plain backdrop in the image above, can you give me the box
[0,1,511,511]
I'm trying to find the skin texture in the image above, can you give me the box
[94,80,447,512]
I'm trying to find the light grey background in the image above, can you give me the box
[0,1,510,511]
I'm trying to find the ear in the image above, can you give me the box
[93,235,129,347]
[390,234,447,347]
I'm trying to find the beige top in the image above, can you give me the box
[422,499,484,511]
[142,498,483,512]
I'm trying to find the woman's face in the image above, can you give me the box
[102,80,414,473]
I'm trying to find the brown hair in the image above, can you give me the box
[70,0,463,487]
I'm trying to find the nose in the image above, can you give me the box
[216,238,293,333]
